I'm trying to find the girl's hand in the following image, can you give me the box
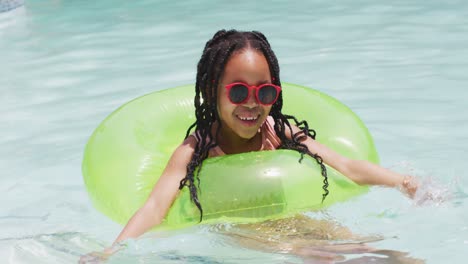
[78,251,109,264]
[78,245,121,264]
[398,175,419,198]
[398,176,450,205]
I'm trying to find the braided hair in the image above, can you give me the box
[181,29,329,221]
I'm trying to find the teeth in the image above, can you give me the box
[238,116,258,121]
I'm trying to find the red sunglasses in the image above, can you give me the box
[225,82,282,106]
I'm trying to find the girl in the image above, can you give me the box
[80,29,419,263]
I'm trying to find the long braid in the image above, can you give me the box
[181,30,330,222]
[180,30,241,221]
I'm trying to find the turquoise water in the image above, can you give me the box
[1,0,467,263]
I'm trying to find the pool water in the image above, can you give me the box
[1,0,467,263]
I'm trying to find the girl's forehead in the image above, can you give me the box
[222,49,271,83]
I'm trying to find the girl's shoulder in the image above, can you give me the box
[183,134,198,148]
[171,135,197,159]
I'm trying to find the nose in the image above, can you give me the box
[242,88,258,108]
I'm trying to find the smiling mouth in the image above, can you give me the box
[236,115,260,123]
[237,115,259,121]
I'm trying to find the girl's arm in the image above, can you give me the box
[113,136,197,243]
[79,136,197,263]
[288,125,418,197]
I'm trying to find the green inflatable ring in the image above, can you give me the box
[82,83,379,230]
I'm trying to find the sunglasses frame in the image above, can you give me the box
[225,82,282,106]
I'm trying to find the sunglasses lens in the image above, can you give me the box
[258,85,278,104]
[229,84,249,104]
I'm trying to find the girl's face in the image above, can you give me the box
[217,49,273,140]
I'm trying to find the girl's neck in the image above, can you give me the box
[214,123,262,155]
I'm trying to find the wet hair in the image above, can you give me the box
[181,29,329,221]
